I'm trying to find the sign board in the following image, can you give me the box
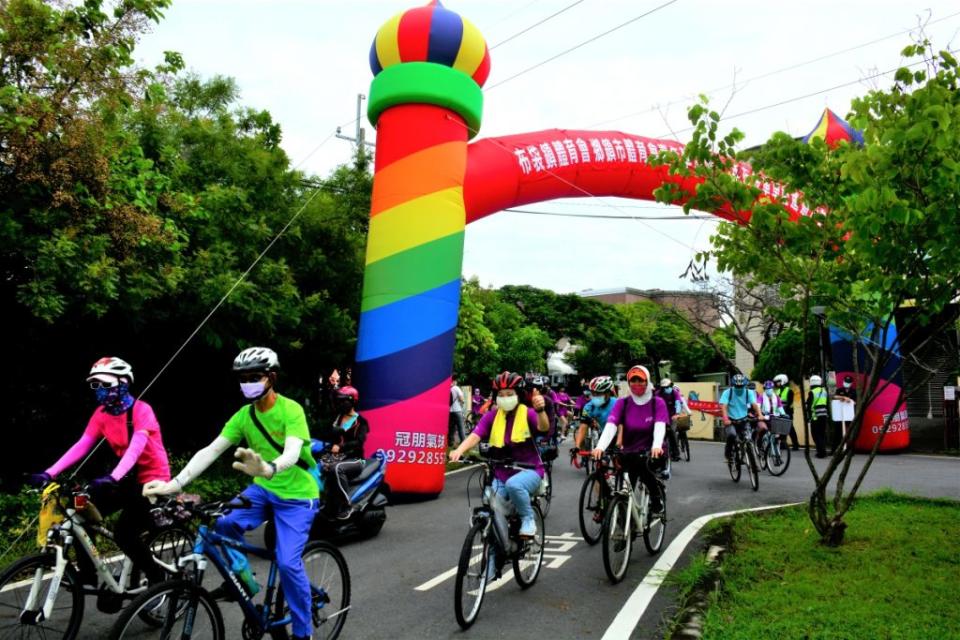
[831,399,855,422]
[945,386,956,401]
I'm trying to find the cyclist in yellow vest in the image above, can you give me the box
[805,375,829,458]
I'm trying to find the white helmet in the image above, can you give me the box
[233,347,280,373]
[773,374,789,386]
[809,374,823,386]
[660,378,673,388]
[88,357,134,384]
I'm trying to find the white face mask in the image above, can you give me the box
[240,381,268,400]
[496,395,519,412]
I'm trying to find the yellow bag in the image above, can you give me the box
[37,483,64,548]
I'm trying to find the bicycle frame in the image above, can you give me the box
[178,525,293,633]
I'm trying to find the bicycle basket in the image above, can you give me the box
[675,415,691,432]
[37,483,64,547]
[769,416,793,436]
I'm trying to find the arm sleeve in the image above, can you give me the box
[46,433,99,477]
[173,436,233,489]
[110,431,149,481]
[270,436,305,474]
[596,421,618,451]
[653,422,666,449]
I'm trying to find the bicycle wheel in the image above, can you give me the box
[454,521,489,629]
[513,506,545,589]
[137,525,194,627]
[577,474,605,545]
[536,466,552,519]
[299,541,351,640]
[728,446,742,482]
[108,579,224,640]
[680,432,691,462]
[0,551,84,640]
[601,495,631,583]
[746,443,760,491]
[643,487,667,555]
[767,436,792,477]
[756,435,770,472]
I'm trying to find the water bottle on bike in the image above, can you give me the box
[224,546,260,596]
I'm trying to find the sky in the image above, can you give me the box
[135,0,960,295]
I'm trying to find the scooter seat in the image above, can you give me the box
[349,456,384,486]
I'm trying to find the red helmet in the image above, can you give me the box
[335,386,359,402]
[492,371,525,391]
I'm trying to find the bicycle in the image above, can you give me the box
[571,418,600,475]
[454,456,545,630]
[0,481,193,639]
[108,496,351,640]
[576,451,616,545]
[674,416,692,462]
[534,435,558,519]
[726,418,760,491]
[601,451,668,583]
[756,416,792,477]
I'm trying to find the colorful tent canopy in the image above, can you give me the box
[802,108,864,147]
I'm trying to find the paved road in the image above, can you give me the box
[72,441,958,639]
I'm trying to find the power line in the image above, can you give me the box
[491,0,587,50]
[486,0,681,90]
[587,9,960,129]
[505,207,721,221]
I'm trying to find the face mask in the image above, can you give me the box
[95,382,133,415]
[629,383,647,397]
[336,400,355,414]
[843,382,852,389]
[496,395,519,412]
[240,381,268,400]
[590,397,605,407]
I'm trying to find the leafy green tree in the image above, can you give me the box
[654,43,960,545]
[454,277,499,384]
[752,326,819,383]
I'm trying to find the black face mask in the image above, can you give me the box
[336,399,355,414]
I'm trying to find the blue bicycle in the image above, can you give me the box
[107,497,350,640]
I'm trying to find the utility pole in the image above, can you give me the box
[336,94,376,163]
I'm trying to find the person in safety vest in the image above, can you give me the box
[805,374,829,458]
[28,357,172,587]
[144,347,319,640]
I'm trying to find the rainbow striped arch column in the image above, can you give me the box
[354,0,489,495]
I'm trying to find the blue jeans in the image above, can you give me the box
[215,484,319,637]
[493,469,541,527]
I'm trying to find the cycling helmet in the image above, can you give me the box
[660,378,672,388]
[492,371,525,391]
[763,380,775,390]
[626,365,649,382]
[335,385,359,402]
[88,357,134,384]
[233,347,280,374]
[588,375,615,394]
[528,375,547,389]
[773,373,789,386]
[731,373,747,387]
[809,374,823,386]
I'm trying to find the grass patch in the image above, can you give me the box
[700,490,960,639]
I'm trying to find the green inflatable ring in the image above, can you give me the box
[368,62,484,138]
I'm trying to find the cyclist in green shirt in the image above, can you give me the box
[144,347,319,640]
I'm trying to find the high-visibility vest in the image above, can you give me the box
[811,388,828,418]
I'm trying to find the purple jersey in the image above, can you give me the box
[606,396,669,453]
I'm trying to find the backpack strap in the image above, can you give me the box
[126,400,136,446]
[248,405,311,472]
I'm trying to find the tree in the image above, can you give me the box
[454,277,499,384]
[654,42,960,545]
[752,326,820,383]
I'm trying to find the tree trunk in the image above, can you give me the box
[823,515,847,547]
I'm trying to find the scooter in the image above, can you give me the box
[309,439,390,540]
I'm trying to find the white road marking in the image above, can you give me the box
[601,502,802,640]
[415,531,583,592]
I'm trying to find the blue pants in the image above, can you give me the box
[493,469,541,527]
[215,484,319,637]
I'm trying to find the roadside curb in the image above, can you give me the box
[601,502,803,640]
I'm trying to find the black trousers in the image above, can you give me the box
[84,475,163,583]
[810,417,828,456]
[622,454,664,511]
[322,458,364,514]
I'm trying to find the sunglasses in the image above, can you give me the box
[89,380,119,390]
[238,373,267,383]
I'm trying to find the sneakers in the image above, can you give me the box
[518,518,537,538]
[335,507,354,520]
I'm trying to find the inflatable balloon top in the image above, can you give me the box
[353,1,904,495]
